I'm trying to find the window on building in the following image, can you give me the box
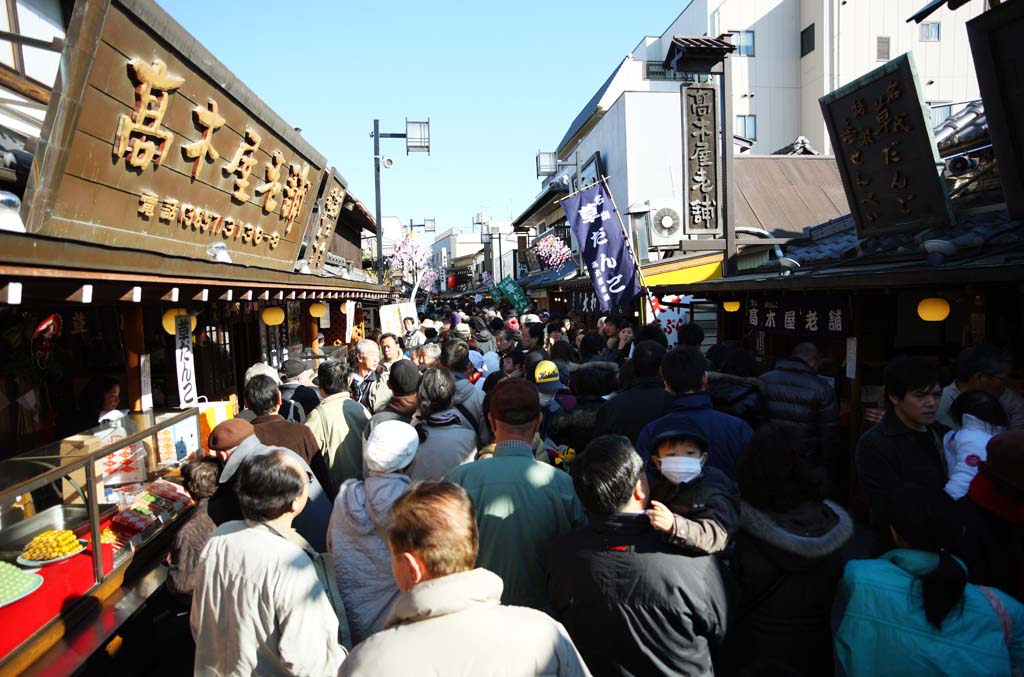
[735,114,757,140]
[730,30,755,57]
[877,36,891,61]
[800,24,815,57]
[0,0,65,88]
[928,102,952,127]
[919,22,940,42]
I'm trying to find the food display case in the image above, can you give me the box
[0,408,200,675]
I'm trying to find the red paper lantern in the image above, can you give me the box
[448,274,457,289]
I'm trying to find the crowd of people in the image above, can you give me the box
[161,301,1024,676]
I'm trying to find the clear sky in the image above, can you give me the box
[157,1,685,233]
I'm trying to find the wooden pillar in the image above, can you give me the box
[122,306,144,411]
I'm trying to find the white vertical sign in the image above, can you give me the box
[344,300,355,343]
[175,315,198,408]
[140,353,153,411]
[846,337,858,380]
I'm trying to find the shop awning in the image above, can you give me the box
[642,253,724,288]
[513,183,570,230]
[0,232,394,305]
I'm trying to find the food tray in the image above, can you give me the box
[16,541,87,567]
[0,504,115,561]
[0,572,43,608]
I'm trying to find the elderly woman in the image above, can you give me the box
[410,368,477,481]
[328,421,418,645]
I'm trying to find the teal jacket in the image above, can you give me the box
[834,549,1024,676]
[446,439,586,612]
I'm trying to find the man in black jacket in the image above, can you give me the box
[856,356,947,553]
[760,343,839,480]
[595,341,674,445]
[543,435,735,677]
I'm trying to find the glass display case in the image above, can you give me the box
[0,408,200,673]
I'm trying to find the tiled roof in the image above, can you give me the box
[933,100,987,156]
[772,136,819,156]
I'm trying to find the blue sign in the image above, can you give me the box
[562,182,642,312]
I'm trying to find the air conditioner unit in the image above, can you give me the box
[647,200,685,247]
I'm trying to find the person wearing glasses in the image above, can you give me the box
[191,449,347,676]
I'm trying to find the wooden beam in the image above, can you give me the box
[161,287,179,302]
[257,290,270,300]
[193,288,209,302]
[0,66,50,105]
[286,291,296,300]
[240,290,253,301]
[273,290,284,300]
[219,289,233,301]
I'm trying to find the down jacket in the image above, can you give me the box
[760,358,839,465]
[342,568,590,676]
[943,413,1004,499]
[706,372,767,429]
[725,499,853,676]
[328,473,411,645]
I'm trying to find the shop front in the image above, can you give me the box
[0,0,389,672]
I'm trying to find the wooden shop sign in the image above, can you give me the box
[22,0,326,272]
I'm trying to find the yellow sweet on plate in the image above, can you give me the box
[22,529,82,561]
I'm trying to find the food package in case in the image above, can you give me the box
[147,479,190,502]
[112,507,158,534]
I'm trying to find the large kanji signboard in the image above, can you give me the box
[22,0,326,271]
[819,53,954,238]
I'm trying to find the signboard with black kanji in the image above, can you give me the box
[682,84,721,235]
[746,297,850,337]
[819,53,954,238]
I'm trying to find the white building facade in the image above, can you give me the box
[661,0,985,154]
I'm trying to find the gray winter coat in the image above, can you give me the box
[328,473,412,645]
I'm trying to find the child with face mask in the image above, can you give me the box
[645,430,740,555]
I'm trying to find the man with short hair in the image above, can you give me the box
[447,379,586,611]
[192,450,346,676]
[440,338,491,446]
[759,342,839,475]
[306,360,370,498]
[237,362,304,423]
[350,339,381,411]
[595,341,674,444]
[937,344,1010,430]
[245,374,322,474]
[279,358,320,419]
[342,482,589,676]
[636,346,753,479]
[403,317,426,350]
[543,435,734,676]
[522,322,545,351]
[677,322,705,350]
[603,315,623,339]
[857,356,947,551]
[412,342,441,368]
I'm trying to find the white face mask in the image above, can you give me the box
[659,456,703,485]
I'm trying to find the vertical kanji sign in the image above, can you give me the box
[819,53,954,238]
[175,314,198,408]
[682,84,721,235]
[561,182,642,313]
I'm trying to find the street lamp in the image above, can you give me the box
[371,118,431,280]
[407,218,436,235]
[536,148,584,189]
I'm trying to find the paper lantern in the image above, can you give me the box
[309,302,328,318]
[723,301,741,313]
[262,306,286,326]
[161,308,195,335]
[917,297,950,322]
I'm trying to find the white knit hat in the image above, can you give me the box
[364,420,419,473]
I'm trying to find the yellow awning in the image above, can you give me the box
[643,255,723,287]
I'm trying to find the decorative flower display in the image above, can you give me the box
[388,235,435,301]
[535,235,573,268]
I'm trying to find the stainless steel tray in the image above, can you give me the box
[0,504,116,560]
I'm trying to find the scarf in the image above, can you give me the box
[386,393,418,418]
[968,473,1024,524]
[425,408,462,427]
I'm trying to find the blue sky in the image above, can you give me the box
[158,1,685,232]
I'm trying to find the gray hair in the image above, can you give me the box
[417,343,441,360]
[244,362,281,386]
[355,339,379,357]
